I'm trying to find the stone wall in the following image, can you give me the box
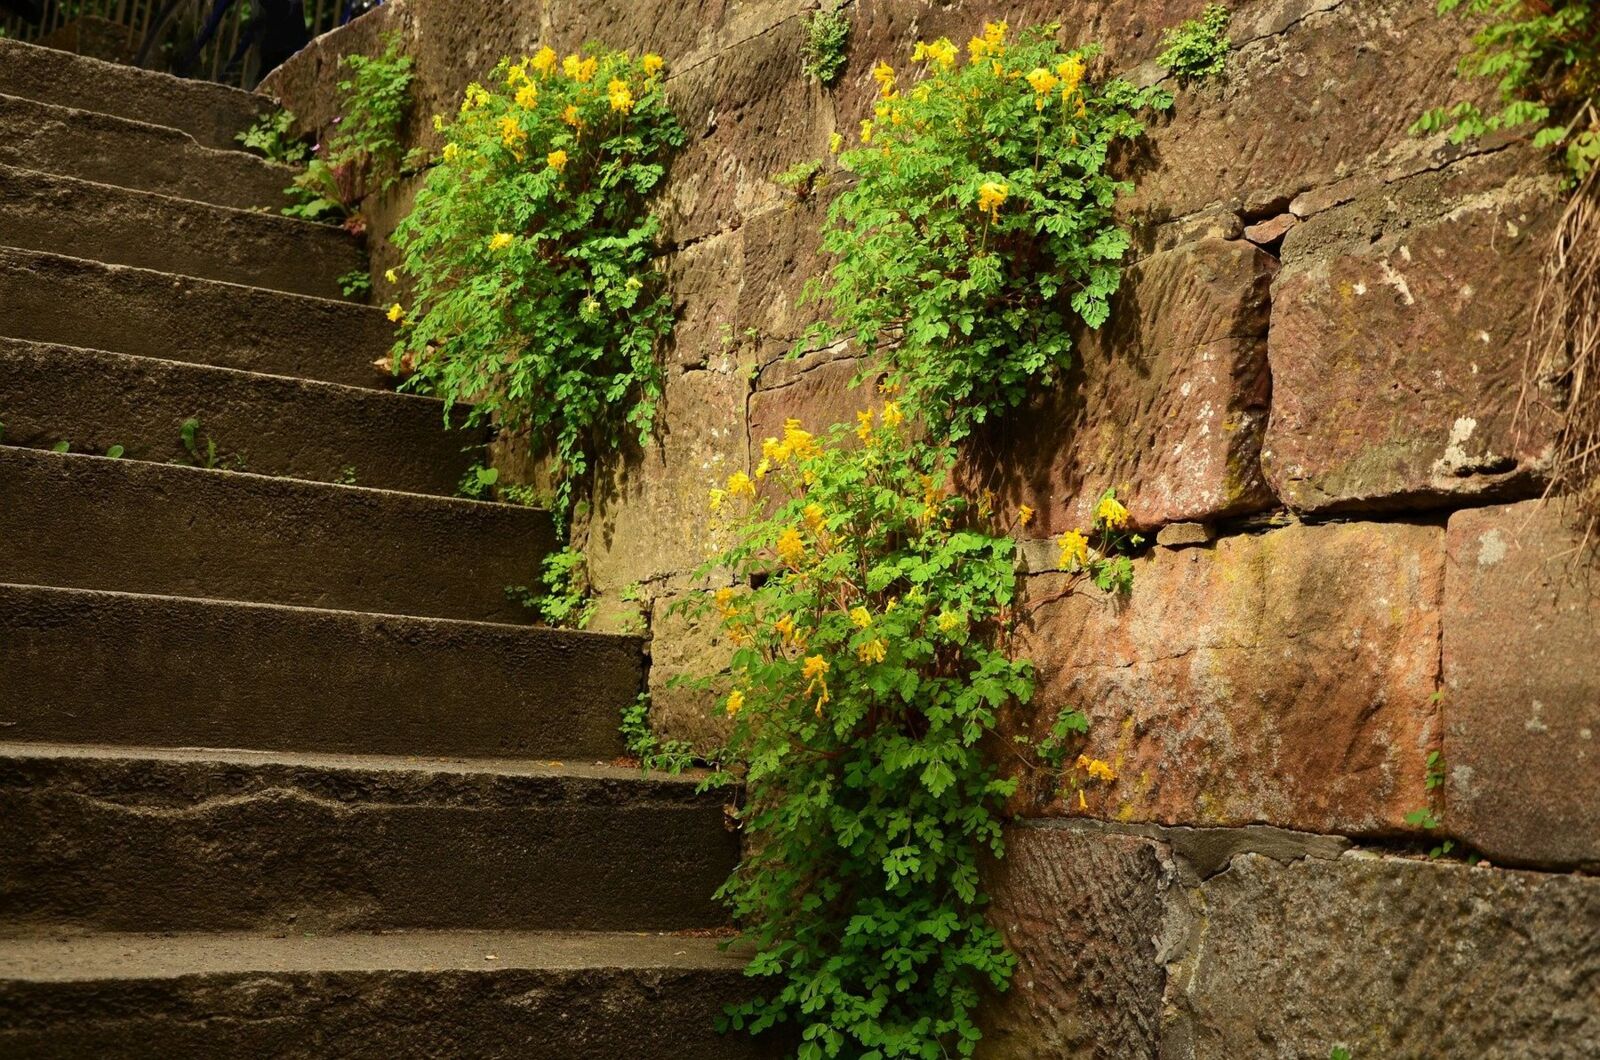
[265,2,1600,1054]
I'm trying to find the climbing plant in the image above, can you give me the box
[800,22,1172,441]
[284,31,414,223]
[697,410,1138,1058]
[390,46,683,531]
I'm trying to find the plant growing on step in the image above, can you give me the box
[284,32,414,224]
[338,268,372,298]
[694,410,1138,1058]
[800,22,1172,442]
[177,416,240,470]
[621,693,698,775]
[390,46,683,532]
[237,107,310,164]
[509,545,597,629]
[800,8,851,86]
[1156,3,1232,84]
[458,462,500,500]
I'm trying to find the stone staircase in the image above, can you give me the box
[0,39,761,1058]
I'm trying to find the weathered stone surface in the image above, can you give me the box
[737,190,836,355]
[1126,0,1485,220]
[583,368,749,594]
[665,228,746,371]
[1172,853,1600,1058]
[979,826,1169,1059]
[1444,501,1600,870]
[1156,522,1212,549]
[1242,212,1296,248]
[1264,152,1562,513]
[748,352,882,462]
[966,238,1275,534]
[647,589,738,755]
[1015,521,1443,835]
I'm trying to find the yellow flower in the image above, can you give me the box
[856,408,875,443]
[983,20,1008,48]
[432,113,445,132]
[880,401,903,429]
[1026,66,1059,109]
[968,36,990,61]
[775,613,796,640]
[547,148,569,172]
[386,302,405,323]
[872,61,896,95]
[916,37,957,69]
[977,180,1009,219]
[506,61,529,86]
[1077,755,1118,783]
[829,131,843,154]
[1095,494,1131,529]
[515,83,539,109]
[498,115,527,148]
[761,436,785,464]
[642,53,665,77]
[936,611,962,634]
[1056,55,1086,98]
[461,83,490,111]
[803,504,827,532]
[1078,788,1088,810]
[726,471,756,498]
[561,105,583,128]
[885,597,899,612]
[776,527,806,568]
[1057,529,1090,569]
[754,457,772,480]
[782,419,818,460]
[488,232,515,252]
[857,637,888,664]
[561,54,582,79]
[912,84,931,103]
[849,606,872,629]
[725,689,745,717]
[802,655,830,680]
[442,142,462,164]
[384,268,398,284]
[714,586,736,612]
[1018,504,1035,527]
[531,46,558,76]
[607,78,635,113]
[708,487,726,512]
[860,119,874,144]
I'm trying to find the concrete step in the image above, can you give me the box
[0,339,483,497]
[0,38,270,151]
[0,447,553,623]
[0,745,736,935]
[0,929,774,1059]
[0,91,291,211]
[0,164,363,299]
[0,584,639,760]
[0,929,773,1059]
[0,248,393,388]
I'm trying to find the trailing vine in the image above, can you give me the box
[390,46,683,531]
[694,22,1162,1058]
[800,22,1171,440]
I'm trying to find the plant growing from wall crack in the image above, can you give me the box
[391,46,683,532]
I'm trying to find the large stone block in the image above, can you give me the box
[646,589,739,755]
[1015,520,1443,835]
[748,351,884,459]
[582,368,749,593]
[1173,853,1600,1058]
[965,237,1275,534]
[1264,152,1562,513]
[979,826,1169,1059]
[664,228,746,371]
[1444,501,1600,870]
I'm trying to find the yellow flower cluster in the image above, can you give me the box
[760,419,820,465]
[967,20,1008,61]
[1095,494,1130,529]
[1025,66,1059,110]
[1057,529,1089,569]
[607,77,635,113]
[725,688,746,717]
[857,637,888,664]
[642,53,664,78]
[872,61,896,97]
[802,654,831,709]
[1076,754,1117,782]
[386,302,405,323]
[977,180,1009,219]
[488,232,515,252]
[912,37,959,69]
[547,148,568,172]
[531,46,557,76]
[515,83,539,109]
[498,114,527,150]
[563,54,598,82]
[776,527,807,569]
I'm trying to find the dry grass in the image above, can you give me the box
[1520,164,1600,550]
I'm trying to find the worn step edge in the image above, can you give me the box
[0,583,639,760]
[0,742,736,934]
[0,337,484,497]
[0,247,396,390]
[0,37,270,151]
[0,91,292,211]
[0,163,363,299]
[0,445,553,623]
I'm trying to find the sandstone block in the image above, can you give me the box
[1264,152,1561,513]
[1444,500,1600,870]
[647,589,739,755]
[1175,853,1600,1058]
[979,826,1168,1059]
[1015,520,1443,834]
[964,237,1275,533]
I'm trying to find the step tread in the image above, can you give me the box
[0,90,291,211]
[0,930,744,982]
[0,247,391,388]
[0,445,555,623]
[0,741,704,788]
[0,37,268,151]
[0,162,361,299]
